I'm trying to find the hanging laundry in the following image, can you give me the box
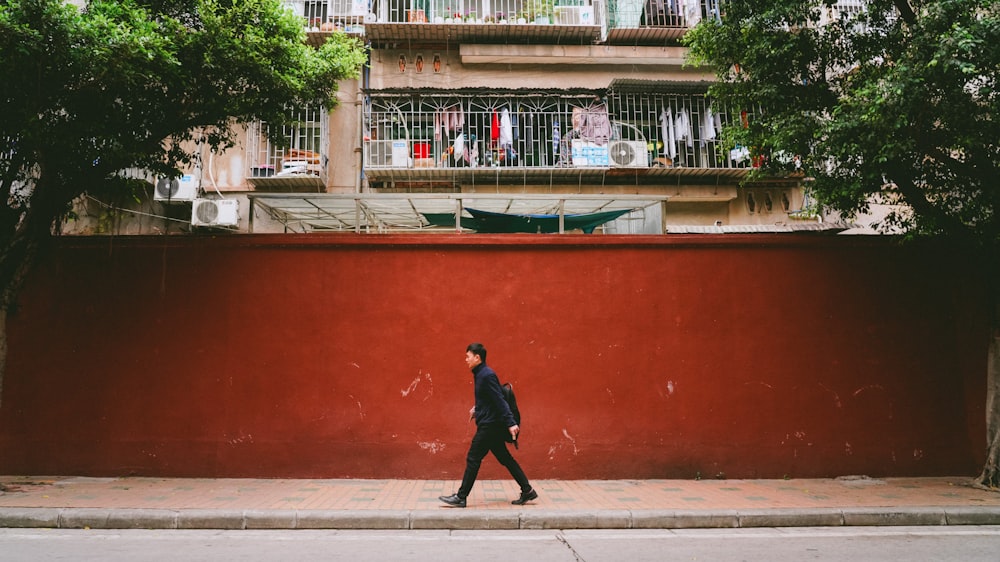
[491,111,500,143]
[584,104,612,145]
[704,0,721,21]
[499,107,513,147]
[468,134,479,166]
[659,107,676,159]
[730,145,749,163]
[700,106,716,146]
[570,105,612,145]
[552,120,561,157]
[675,108,693,149]
[434,105,465,141]
[683,0,701,26]
[453,133,466,161]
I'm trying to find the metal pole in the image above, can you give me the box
[355,197,361,233]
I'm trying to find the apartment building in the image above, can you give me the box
[71,0,837,234]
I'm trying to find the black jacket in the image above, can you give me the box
[471,363,516,428]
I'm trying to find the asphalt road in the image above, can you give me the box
[2,526,999,561]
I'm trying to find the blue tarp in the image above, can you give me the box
[423,208,633,234]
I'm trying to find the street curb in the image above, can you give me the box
[3,507,1000,530]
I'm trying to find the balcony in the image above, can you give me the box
[283,0,370,46]
[365,0,604,45]
[605,0,719,45]
[247,107,329,191]
[363,88,754,187]
[354,0,723,46]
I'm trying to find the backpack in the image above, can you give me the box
[501,382,521,446]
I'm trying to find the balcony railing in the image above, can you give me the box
[363,90,753,185]
[282,0,723,45]
[364,0,605,44]
[247,107,329,191]
[606,0,719,43]
[283,0,370,45]
[359,0,722,44]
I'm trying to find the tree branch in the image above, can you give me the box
[891,0,917,26]
[890,170,973,238]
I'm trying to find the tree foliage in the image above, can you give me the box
[0,0,366,402]
[686,0,999,240]
[686,0,1000,487]
[0,0,365,306]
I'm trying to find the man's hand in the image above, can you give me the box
[509,425,520,440]
[469,407,475,421]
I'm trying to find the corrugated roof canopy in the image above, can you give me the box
[607,79,713,94]
[247,193,668,233]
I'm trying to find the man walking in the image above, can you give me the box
[439,343,538,508]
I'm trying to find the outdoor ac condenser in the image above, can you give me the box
[154,175,198,202]
[365,140,409,168]
[609,140,649,168]
[191,198,239,227]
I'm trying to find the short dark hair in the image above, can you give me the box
[466,342,487,363]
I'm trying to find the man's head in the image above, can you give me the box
[465,342,487,369]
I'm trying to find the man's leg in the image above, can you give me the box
[489,432,531,494]
[456,425,492,498]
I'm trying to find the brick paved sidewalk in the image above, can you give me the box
[1,476,999,530]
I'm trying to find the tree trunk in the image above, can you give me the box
[0,309,5,409]
[976,322,1000,488]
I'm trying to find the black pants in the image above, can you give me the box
[457,423,531,498]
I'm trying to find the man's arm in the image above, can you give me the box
[484,373,518,436]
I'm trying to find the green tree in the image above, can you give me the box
[0,0,367,403]
[685,0,1000,486]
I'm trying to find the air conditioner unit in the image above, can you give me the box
[365,140,410,168]
[609,140,649,168]
[191,198,239,227]
[154,175,198,202]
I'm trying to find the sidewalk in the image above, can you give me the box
[2,475,999,530]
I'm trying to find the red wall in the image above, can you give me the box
[0,234,988,479]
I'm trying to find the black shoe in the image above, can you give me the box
[511,489,538,505]
[438,494,466,508]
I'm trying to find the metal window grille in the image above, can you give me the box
[605,90,751,169]
[247,107,329,179]
[832,0,866,20]
[371,0,600,23]
[605,0,717,29]
[365,91,751,171]
[365,0,723,25]
[284,0,370,27]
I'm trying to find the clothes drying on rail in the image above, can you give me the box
[674,107,693,149]
[660,107,677,159]
[570,104,612,145]
[499,107,514,147]
[683,0,701,26]
[434,105,464,141]
[700,106,723,146]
